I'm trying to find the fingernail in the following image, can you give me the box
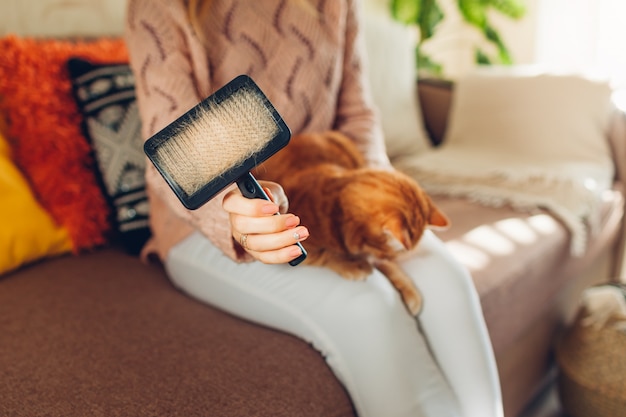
[293,226,309,241]
[289,246,304,258]
[262,203,279,214]
[285,215,300,228]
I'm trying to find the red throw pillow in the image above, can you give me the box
[0,36,129,252]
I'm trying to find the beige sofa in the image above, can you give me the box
[2,2,626,417]
[418,79,626,416]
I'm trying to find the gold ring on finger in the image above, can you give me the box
[240,233,249,250]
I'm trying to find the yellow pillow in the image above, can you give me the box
[0,129,72,274]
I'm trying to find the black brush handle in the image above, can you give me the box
[236,172,307,266]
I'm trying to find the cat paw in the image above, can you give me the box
[339,270,369,281]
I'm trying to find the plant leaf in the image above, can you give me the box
[475,48,492,65]
[489,0,526,19]
[391,0,444,43]
[390,0,421,25]
[457,0,487,28]
[417,47,443,76]
[389,0,527,76]
[418,0,444,42]
[484,24,513,64]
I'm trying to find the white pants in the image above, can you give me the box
[166,230,503,417]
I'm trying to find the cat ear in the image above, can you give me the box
[427,202,451,230]
[383,228,412,251]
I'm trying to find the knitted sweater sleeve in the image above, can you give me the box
[335,0,391,168]
[125,0,246,261]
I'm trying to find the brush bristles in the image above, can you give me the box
[153,87,279,196]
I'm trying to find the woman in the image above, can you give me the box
[125,1,503,416]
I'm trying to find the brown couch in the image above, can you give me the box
[2,80,624,417]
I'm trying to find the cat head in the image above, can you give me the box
[339,169,449,260]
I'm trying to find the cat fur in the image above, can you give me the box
[254,130,449,315]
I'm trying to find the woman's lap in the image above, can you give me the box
[166,230,500,417]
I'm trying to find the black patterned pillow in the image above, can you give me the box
[68,58,150,255]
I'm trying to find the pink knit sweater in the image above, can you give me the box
[125,0,389,262]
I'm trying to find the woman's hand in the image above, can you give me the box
[223,180,309,264]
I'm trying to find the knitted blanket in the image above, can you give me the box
[395,72,615,256]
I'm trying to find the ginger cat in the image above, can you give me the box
[254,131,449,316]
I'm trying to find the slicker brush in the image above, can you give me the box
[144,75,307,266]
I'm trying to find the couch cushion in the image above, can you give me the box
[0,249,355,417]
[432,183,625,353]
[0,126,73,275]
[0,36,129,252]
[0,0,126,38]
[67,57,151,256]
[361,0,433,159]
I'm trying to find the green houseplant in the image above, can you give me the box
[390,0,526,77]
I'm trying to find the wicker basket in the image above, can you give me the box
[556,286,626,417]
